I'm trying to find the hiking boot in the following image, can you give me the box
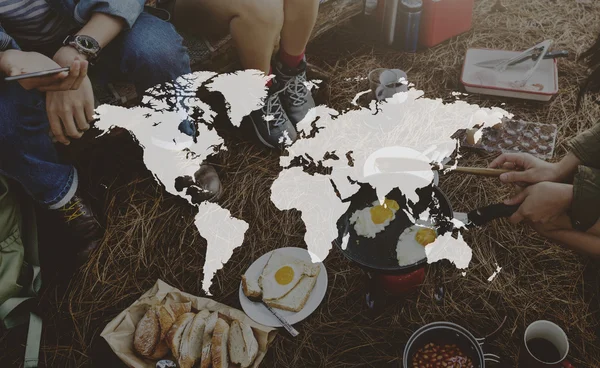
[52,193,103,265]
[175,163,223,204]
[249,82,298,149]
[274,57,316,127]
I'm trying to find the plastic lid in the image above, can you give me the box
[400,0,423,10]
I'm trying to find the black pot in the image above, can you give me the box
[403,322,501,367]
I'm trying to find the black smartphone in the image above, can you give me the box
[4,67,70,82]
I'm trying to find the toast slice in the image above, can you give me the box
[179,312,207,368]
[265,270,320,313]
[200,311,220,368]
[211,318,230,368]
[241,275,262,299]
[228,320,258,368]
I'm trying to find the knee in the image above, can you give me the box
[122,14,191,88]
[0,85,46,144]
[240,0,284,31]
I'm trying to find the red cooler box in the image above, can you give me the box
[419,0,474,48]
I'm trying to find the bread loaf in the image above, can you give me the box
[166,312,195,359]
[133,306,161,358]
[178,312,207,368]
[228,320,258,368]
[211,318,230,368]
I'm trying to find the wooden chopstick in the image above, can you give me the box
[440,165,511,177]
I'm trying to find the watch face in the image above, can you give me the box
[75,35,100,53]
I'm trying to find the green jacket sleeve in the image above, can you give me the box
[571,165,600,232]
[569,123,600,169]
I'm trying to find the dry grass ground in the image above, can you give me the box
[2,0,600,367]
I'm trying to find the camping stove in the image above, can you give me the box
[365,267,426,311]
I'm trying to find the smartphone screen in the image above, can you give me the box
[4,67,70,82]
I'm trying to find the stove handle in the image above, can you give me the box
[484,353,501,364]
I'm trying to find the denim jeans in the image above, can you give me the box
[0,12,191,207]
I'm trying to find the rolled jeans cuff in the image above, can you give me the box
[47,168,78,209]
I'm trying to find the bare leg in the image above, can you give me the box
[173,0,284,73]
[533,214,600,258]
[280,0,320,55]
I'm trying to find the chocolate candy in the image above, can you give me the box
[452,118,557,160]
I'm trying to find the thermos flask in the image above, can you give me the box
[395,0,422,52]
[381,0,400,46]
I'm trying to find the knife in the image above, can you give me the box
[247,294,299,337]
[475,50,569,69]
[454,203,520,228]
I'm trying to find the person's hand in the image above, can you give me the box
[46,76,95,145]
[504,182,573,225]
[53,46,89,90]
[489,152,562,186]
[0,50,87,91]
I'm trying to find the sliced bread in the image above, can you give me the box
[200,311,220,368]
[241,274,262,299]
[166,312,195,359]
[211,318,230,368]
[133,306,161,358]
[266,272,319,313]
[166,302,192,320]
[179,312,207,368]
[228,320,259,368]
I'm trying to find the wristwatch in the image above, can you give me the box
[62,34,101,63]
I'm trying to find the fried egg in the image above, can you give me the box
[260,263,304,300]
[259,252,315,301]
[396,225,437,266]
[350,198,400,238]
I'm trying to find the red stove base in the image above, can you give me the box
[375,268,426,296]
[365,267,426,312]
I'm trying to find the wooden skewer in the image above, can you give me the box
[440,165,512,177]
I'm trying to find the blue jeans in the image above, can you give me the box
[0,12,191,207]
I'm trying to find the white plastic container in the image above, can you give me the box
[461,48,559,101]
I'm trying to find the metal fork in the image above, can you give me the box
[494,39,553,87]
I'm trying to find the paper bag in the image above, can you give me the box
[101,279,277,368]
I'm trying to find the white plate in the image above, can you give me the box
[238,247,328,327]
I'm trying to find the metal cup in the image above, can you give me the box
[368,68,408,101]
[518,320,574,368]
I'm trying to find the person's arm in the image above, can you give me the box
[53,12,126,71]
[570,165,600,232]
[534,215,600,258]
[569,122,600,170]
[73,0,146,29]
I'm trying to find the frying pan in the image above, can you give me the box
[333,172,518,275]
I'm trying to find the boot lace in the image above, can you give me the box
[60,200,85,223]
[283,71,309,107]
[262,86,288,135]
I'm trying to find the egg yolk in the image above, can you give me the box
[275,266,295,285]
[384,198,400,211]
[370,205,394,224]
[415,228,437,246]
